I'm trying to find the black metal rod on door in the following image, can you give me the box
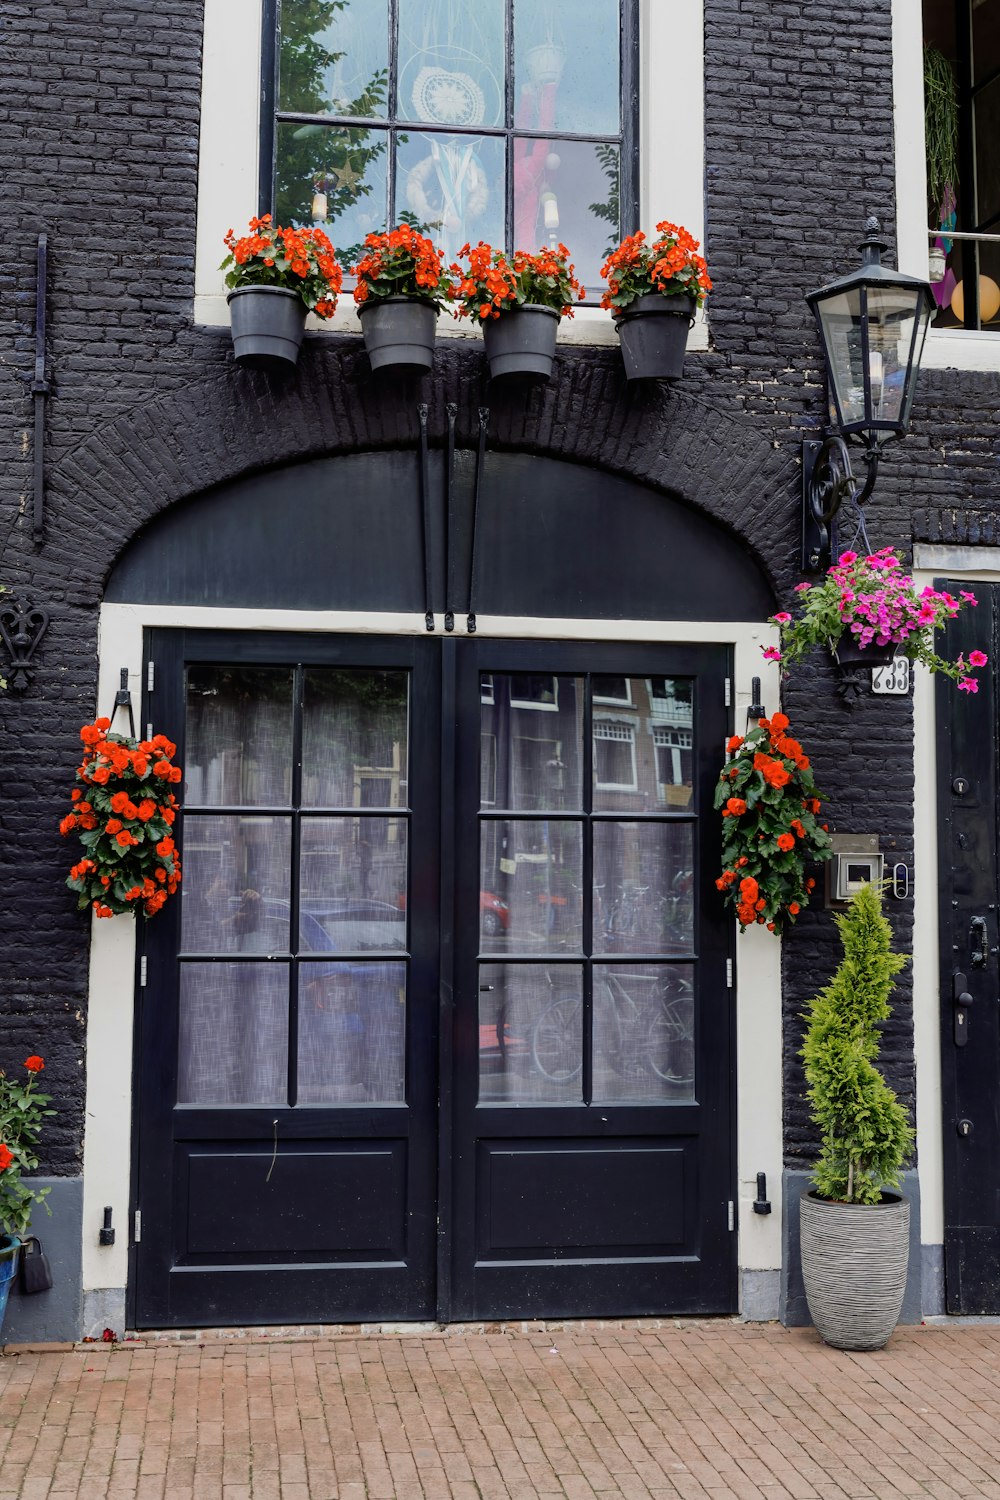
[444,403,457,633]
[466,407,490,634]
[417,404,434,631]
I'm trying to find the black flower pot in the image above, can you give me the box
[614,293,695,380]
[358,295,438,373]
[226,286,307,368]
[832,632,900,669]
[482,304,560,381]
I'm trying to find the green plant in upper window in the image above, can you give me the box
[923,43,959,216]
[801,882,913,1204]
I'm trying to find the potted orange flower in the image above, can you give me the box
[714,713,833,935]
[221,214,343,368]
[451,241,584,380]
[600,220,711,380]
[351,223,455,372]
[0,1055,53,1336]
[60,717,182,919]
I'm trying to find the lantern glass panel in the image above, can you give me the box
[865,286,931,429]
[816,288,866,430]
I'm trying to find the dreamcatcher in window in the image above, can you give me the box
[398,1,503,261]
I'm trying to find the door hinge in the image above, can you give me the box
[147,661,155,692]
[726,957,733,987]
[133,1209,141,1243]
[139,955,147,988]
[724,677,732,707]
[727,1200,735,1232]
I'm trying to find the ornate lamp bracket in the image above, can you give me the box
[801,434,880,573]
[0,599,51,691]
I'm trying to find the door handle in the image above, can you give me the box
[953,970,973,1047]
[971,916,989,968]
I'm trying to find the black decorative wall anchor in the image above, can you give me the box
[0,599,50,691]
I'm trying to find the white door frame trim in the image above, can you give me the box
[83,602,783,1311]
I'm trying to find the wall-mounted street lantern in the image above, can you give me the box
[802,216,935,572]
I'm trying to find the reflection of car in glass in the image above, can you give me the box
[304,898,405,953]
[479,891,510,936]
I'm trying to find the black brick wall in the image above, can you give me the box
[1,0,997,1177]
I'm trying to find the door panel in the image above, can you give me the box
[937,586,1000,1314]
[450,641,735,1319]
[133,632,441,1328]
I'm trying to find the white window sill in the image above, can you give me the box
[920,328,1000,373]
[193,295,711,352]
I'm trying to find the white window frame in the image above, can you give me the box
[593,675,633,706]
[893,0,1000,370]
[194,0,708,351]
[593,717,638,790]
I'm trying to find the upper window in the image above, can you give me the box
[923,0,1000,331]
[261,0,638,288]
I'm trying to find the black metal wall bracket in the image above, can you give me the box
[802,434,880,573]
[32,233,50,541]
[0,598,51,691]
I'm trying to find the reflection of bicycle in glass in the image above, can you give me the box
[531,970,694,1087]
[602,873,694,952]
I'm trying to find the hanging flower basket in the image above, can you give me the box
[600,221,711,381]
[481,303,560,380]
[766,548,988,692]
[357,295,439,372]
[60,718,183,919]
[221,215,343,369]
[613,293,696,381]
[226,286,308,368]
[352,225,454,374]
[451,242,583,381]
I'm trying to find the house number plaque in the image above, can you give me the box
[871,657,910,695]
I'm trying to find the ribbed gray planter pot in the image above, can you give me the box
[358,296,438,372]
[614,293,695,381]
[800,1191,910,1350]
[227,286,307,368]
[482,304,560,381]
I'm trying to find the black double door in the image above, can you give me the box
[132,630,735,1328]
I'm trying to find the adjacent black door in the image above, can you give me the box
[937,585,1000,1313]
[132,631,735,1327]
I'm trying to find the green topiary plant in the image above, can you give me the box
[801,882,913,1204]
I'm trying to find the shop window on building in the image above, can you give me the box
[923,0,1000,330]
[262,0,638,288]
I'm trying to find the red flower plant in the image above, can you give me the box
[61,718,182,919]
[715,714,833,934]
[450,241,585,320]
[221,214,343,319]
[600,220,712,312]
[351,223,455,310]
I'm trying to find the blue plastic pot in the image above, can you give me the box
[0,1237,20,1335]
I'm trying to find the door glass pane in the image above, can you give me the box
[275,121,389,251]
[185,668,293,807]
[592,965,695,1102]
[593,676,693,811]
[481,674,584,810]
[513,138,618,288]
[178,963,289,1104]
[594,822,694,955]
[300,818,407,950]
[397,0,504,128]
[479,963,583,1103]
[278,0,389,116]
[298,960,406,1103]
[181,816,293,954]
[302,669,408,808]
[514,0,620,136]
[396,131,504,268]
[480,820,582,953]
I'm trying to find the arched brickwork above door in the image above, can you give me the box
[46,338,798,605]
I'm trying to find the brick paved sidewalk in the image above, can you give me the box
[2,1320,1000,1500]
